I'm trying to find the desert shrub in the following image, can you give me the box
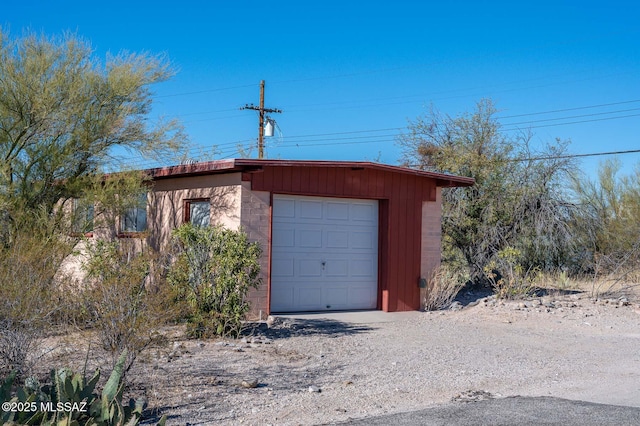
[424,265,468,311]
[168,224,262,338]
[81,239,175,373]
[484,247,540,299]
[0,350,166,426]
[0,222,74,380]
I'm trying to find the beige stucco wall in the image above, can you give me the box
[59,173,243,284]
[149,173,242,250]
[420,187,442,309]
[239,181,271,319]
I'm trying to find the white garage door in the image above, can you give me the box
[270,195,379,312]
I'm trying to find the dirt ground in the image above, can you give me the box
[40,289,640,425]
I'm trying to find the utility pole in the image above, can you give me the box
[241,80,282,159]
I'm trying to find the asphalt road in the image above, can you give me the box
[332,396,640,426]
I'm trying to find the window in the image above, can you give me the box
[121,194,148,234]
[72,199,94,236]
[185,199,210,227]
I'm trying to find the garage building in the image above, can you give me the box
[149,159,474,317]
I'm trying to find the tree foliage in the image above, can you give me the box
[399,99,576,282]
[571,158,640,276]
[0,29,185,379]
[0,29,185,231]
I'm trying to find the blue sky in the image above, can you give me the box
[4,1,640,178]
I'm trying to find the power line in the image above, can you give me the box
[155,83,257,98]
[498,99,640,119]
[156,111,639,163]
[517,148,640,162]
[502,112,640,131]
[502,107,640,126]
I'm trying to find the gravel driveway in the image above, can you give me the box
[126,292,640,425]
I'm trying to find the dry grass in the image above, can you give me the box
[537,271,640,302]
[423,265,467,310]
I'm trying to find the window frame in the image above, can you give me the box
[71,198,94,237]
[118,193,148,238]
[184,198,211,227]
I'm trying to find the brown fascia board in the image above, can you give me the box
[148,159,239,179]
[148,158,474,187]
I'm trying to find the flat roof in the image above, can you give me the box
[148,159,474,188]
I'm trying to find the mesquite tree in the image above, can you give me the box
[398,99,576,283]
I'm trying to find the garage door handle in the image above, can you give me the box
[321,260,326,269]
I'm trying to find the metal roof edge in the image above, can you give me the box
[147,158,474,187]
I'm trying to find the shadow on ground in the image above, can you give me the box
[243,318,376,339]
[454,287,494,306]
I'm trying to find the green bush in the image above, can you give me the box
[0,350,165,426]
[484,247,540,299]
[168,224,262,338]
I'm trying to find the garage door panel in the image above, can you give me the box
[271,258,295,277]
[348,287,377,309]
[351,231,375,249]
[298,287,323,309]
[351,203,377,222]
[327,231,349,248]
[272,228,295,248]
[325,287,349,308]
[299,229,323,248]
[271,195,378,313]
[270,287,294,312]
[325,259,349,277]
[350,258,376,277]
[299,259,323,277]
[299,200,323,219]
[326,201,350,220]
[273,198,296,218]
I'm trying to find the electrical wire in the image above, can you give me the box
[497,99,640,119]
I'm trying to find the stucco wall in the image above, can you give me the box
[420,187,442,309]
[150,173,242,250]
[59,173,243,284]
[239,181,271,320]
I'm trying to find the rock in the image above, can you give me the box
[308,385,321,393]
[241,379,259,388]
[449,301,463,311]
[266,315,277,328]
[452,390,495,402]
